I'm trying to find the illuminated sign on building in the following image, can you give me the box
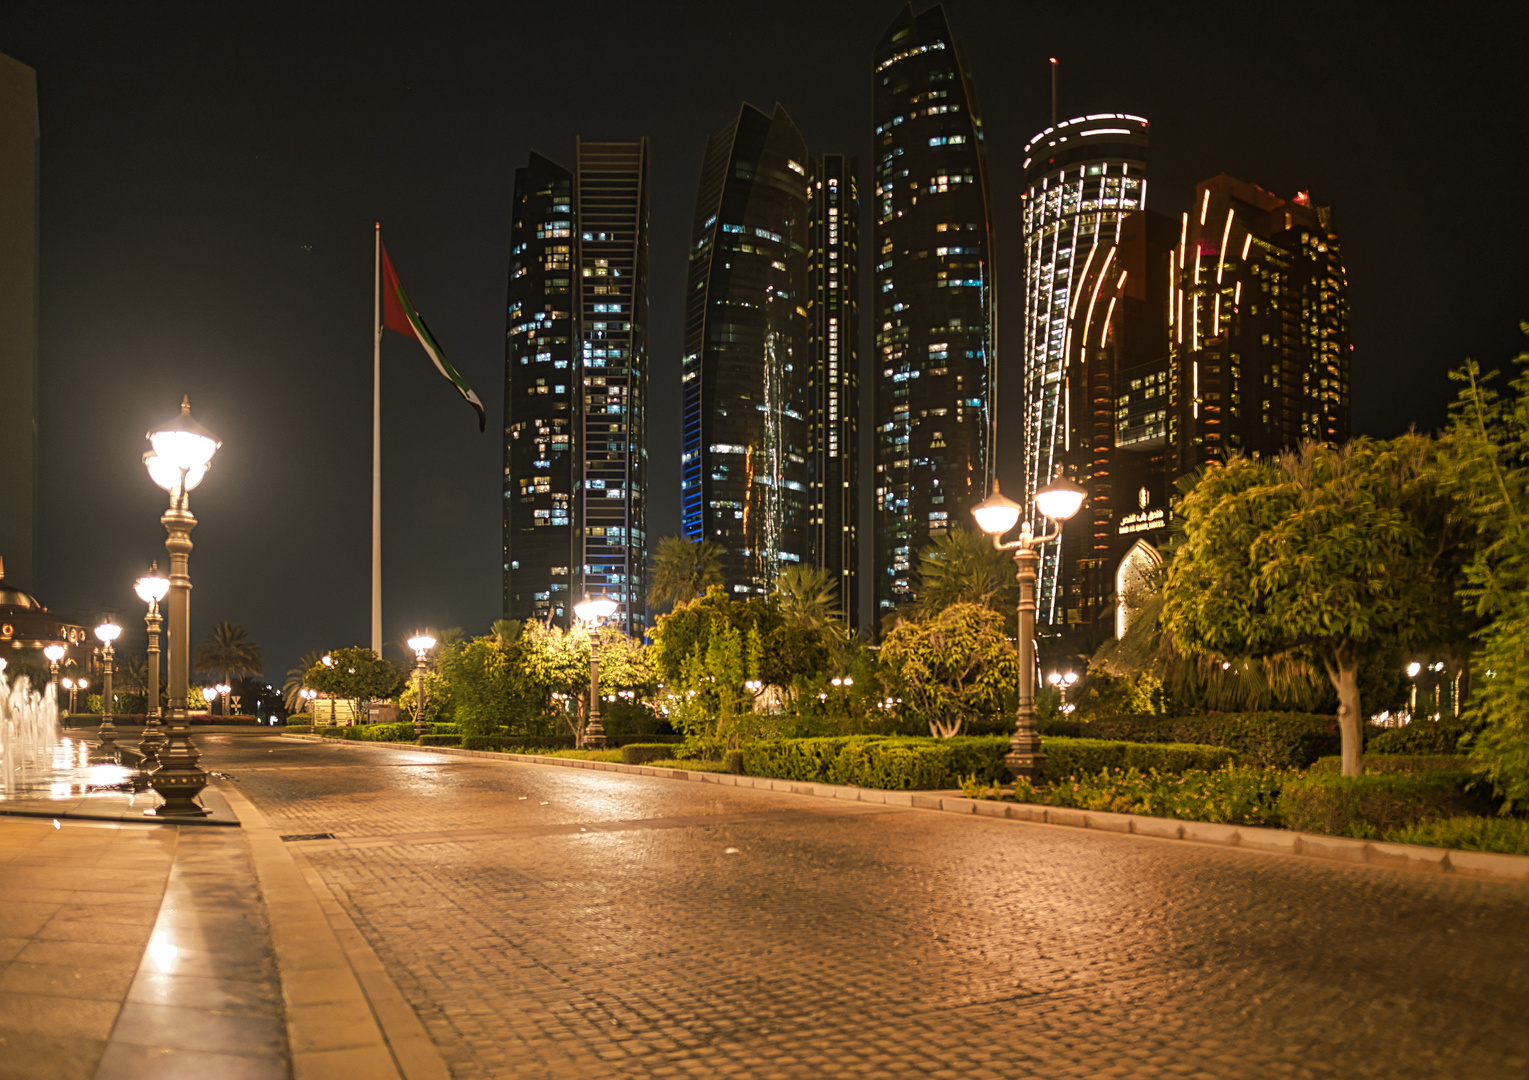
[1118,507,1168,535]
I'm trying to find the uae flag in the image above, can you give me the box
[381,243,486,431]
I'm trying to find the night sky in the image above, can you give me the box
[2,1,1525,678]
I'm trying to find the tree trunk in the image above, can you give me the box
[1323,645,1363,777]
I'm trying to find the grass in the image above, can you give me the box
[1386,816,1529,855]
[649,757,729,772]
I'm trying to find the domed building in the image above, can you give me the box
[0,555,88,666]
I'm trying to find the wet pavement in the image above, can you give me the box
[203,732,1529,1080]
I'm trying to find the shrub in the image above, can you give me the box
[1387,816,1529,855]
[1041,738,1234,781]
[1307,754,1467,776]
[417,734,463,747]
[1080,712,1340,768]
[429,722,461,736]
[1010,765,1289,827]
[724,749,744,774]
[1368,722,1468,756]
[622,743,678,765]
[285,717,312,727]
[1278,771,1490,838]
[284,724,312,734]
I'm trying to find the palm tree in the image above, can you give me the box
[283,650,323,714]
[647,536,724,610]
[915,526,1017,616]
[195,622,264,713]
[773,565,842,630]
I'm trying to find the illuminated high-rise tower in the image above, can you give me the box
[681,104,811,596]
[871,4,996,621]
[504,139,649,634]
[1020,113,1148,624]
[807,154,860,627]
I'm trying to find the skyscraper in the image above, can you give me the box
[1168,174,1350,474]
[1020,113,1149,624]
[807,154,860,627]
[681,103,811,596]
[504,139,649,635]
[0,53,39,592]
[871,4,996,621]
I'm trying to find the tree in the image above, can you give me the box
[879,602,1019,738]
[437,625,543,737]
[647,536,724,611]
[1162,439,1467,775]
[283,651,323,713]
[1440,341,1529,807]
[914,526,1017,621]
[303,647,403,723]
[774,565,841,629]
[195,622,264,713]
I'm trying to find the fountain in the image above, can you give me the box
[1,673,137,802]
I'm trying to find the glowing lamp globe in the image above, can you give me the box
[44,644,66,664]
[61,677,74,690]
[970,483,1023,537]
[76,678,88,691]
[1035,473,1086,522]
[135,566,170,606]
[408,635,436,654]
[574,596,618,622]
[201,687,218,705]
[148,397,221,473]
[144,452,207,493]
[1407,662,1422,678]
[95,622,121,645]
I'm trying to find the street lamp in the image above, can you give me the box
[134,562,170,768]
[407,634,435,738]
[572,594,617,748]
[216,682,231,717]
[1407,661,1422,722]
[972,470,1085,779]
[1048,670,1079,714]
[201,686,218,710]
[61,677,75,715]
[95,620,122,758]
[43,643,66,693]
[144,395,221,816]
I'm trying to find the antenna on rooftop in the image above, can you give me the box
[1050,58,1058,125]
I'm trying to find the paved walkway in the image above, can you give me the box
[201,733,1529,1080]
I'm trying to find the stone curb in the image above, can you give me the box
[216,780,451,1080]
[278,736,1529,885]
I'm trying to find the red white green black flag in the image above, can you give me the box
[380,242,486,431]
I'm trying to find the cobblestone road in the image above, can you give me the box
[204,734,1529,1080]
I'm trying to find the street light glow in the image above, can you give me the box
[574,595,618,622]
[95,621,121,644]
[971,484,1023,536]
[135,566,170,605]
[1034,473,1086,522]
[408,635,436,654]
[44,644,66,663]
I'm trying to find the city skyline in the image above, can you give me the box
[1,2,1523,673]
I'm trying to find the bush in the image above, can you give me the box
[1041,738,1235,781]
[1307,754,1467,776]
[461,735,579,753]
[284,724,312,734]
[1368,722,1468,756]
[622,743,678,765]
[1080,712,1340,768]
[417,734,462,747]
[724,749,744,774]
[315,722,416,742]
[1278,771,1491,838]
[1007,765,1290,827]
[1387,816,1529,855]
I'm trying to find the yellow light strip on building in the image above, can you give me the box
[1216,208,1234,283]
[1199,189,1210,226]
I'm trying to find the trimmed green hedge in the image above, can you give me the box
[417,734,463,747]
[622,743,678,765]
[317,722,416,742]
[1278,770,1490,838]
[1388,816,1529,855]
[1307,754,1467,776]
[284,724,312,734]
[1367,722,1467,756]
[738,735,1234,791]
[1079,712,1340,768]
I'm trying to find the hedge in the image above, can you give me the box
[1388,816,1529,855]
[1078,712,1341,768]
[316,722,417,742]
[285,724,312,734]
[1307,754,1467,776]
[417,734,463,747]
[1278,770,1491,838]
[1367,722,1468,756]
[738,735,1234,791]
[622,743,678,765]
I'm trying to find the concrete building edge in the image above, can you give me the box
[277,736,1529,884]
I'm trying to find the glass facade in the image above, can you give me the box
[504,140,649,635]
[807,154,860,628]
[1020,113,1149,624]
[872,4,995,620]
[681,104,811,596]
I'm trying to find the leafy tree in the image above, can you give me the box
[880,602,1019,737]
[647,536,724,611]
[436,625,543,737]
[774,565,842,628]
[513,620,657,743]
[663,619,764,754]
[652,585,829,692]
[303,647,403,723]
[283,651,323,713]
[915,526,1017,617]
[1441,341,1529,806]
[1163,439,1467,775]
[195,622,264,713]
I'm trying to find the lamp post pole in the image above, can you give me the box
[407,636,435,739]
[585,627,605,749]
[138,566,167,769]
[150,492,211,814]
[98,639,118,757]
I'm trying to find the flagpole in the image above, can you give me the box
[372,223,383,656]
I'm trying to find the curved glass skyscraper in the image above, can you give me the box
[681,103,812,596]
[1020,113,1148,624]
[871,4,995,621]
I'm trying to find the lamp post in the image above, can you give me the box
[44,644,65,696]
[572,595,617,748]
[972,471,1085,780]
[143,396,221,816]
[1406,661,1421,722]
[95,620,122,758]
[134,563,170,768]
[1048,670,1079,714]
[407,635,436,738]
